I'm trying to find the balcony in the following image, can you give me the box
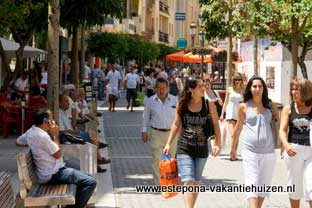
[122,18,136,34]
[159,1,169,15]
[159,31,169,43]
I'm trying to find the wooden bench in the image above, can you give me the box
[17,151,76,207]
[0,171,15,208]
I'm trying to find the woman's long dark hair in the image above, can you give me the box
[243,76,270,109]
[178,78,200,117]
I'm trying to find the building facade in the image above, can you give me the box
[98,0,200,49]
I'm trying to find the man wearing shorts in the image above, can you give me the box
[124,65,140,112]
[106,64,121,112]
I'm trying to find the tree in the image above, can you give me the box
[60,0,122,87]
[47,0,60,121]
[199,0,240,87]
[237,0,312,79]
[157,44,178,61]
[267,0,312,79]
[0,0,47,81]
[87,32,162,64]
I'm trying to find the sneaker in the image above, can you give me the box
[97,166,107,173]
[99,142,108,149]
[98,158,111,164]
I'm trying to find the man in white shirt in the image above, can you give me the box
[12,72,29,100]
[16,109,96,208]
[141,77,178,185]
[124,66,140,112]
[84,63,91,80]
[106,64,121,112]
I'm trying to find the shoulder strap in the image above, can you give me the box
[204,98,211,117]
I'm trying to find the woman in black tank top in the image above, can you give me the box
[163,78,220,208]
[280,79,312,208]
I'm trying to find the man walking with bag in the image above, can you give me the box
[141,77,178,185]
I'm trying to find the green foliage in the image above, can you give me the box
[199,0,230,41]
[268,0,312,46]
[234,0,272,38]
[157,44,178,60]
[87,32,166,62]
[60,0,122,28]
[0,0,47,40]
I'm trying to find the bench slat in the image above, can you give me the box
[24,184,76,207]
[0,172,15,208]
[0,187,14,208]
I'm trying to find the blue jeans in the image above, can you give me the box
[48,167,96,208]
[177,154,207,183]
[77,131,91,142]
[99,81,105,99]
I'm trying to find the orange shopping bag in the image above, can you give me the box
[159,154,179,199]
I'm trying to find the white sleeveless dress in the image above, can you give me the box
[225,90,243,120]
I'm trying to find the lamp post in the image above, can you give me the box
[189,22,196,48]
[199,30,205,79]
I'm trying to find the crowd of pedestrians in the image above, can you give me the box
[127,65,312,208]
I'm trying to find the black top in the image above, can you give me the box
[288,102,312,146]
[177,97,212,158]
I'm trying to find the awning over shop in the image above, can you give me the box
[0,38,47,58]
[165,50,185,62]
[183,52,213,63]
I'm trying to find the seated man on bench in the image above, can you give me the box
[17,109,96,208]
[59,94,110,172]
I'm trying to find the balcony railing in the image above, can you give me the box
[159,1,169,15]
[159,31,169,43]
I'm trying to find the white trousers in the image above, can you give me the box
[242,149,276,199]
[149,128,177,185]
[284,143,312,201]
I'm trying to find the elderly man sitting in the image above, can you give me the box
[59,94,110,173]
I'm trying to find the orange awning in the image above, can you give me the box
[165,50,185,62]
[183,52,213,63]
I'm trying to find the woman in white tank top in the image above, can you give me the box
[220,72,244,161]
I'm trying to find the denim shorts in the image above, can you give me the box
[177,154,207,183]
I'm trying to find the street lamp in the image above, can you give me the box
[189,22,196,48]
[199,30,205,79]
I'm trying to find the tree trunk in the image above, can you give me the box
[226,0,233,87]
[80,26,85,82]
[291,17,299,79]
[15,46,25,74]
[298,41,309,79]
[70,25,79,87]
[47,0,60,122]
[253,36,258,76]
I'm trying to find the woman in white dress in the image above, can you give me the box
[220,72,244,161]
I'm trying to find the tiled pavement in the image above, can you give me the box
[99,93,310,208]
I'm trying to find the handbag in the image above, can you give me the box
[60,133,86,144]
[270,103,281,148]
[205,100,215,139]
[212,91,222,117]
